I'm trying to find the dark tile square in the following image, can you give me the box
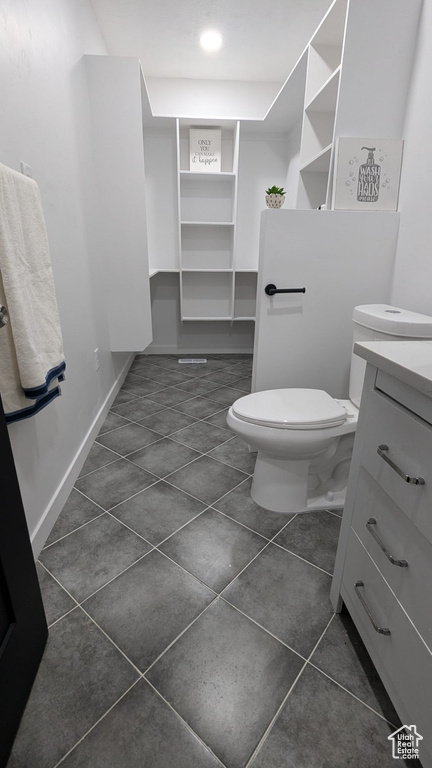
[122,373,165,397]
[78,442,118,478]
[232,376,252,393]
[222,543,333,657]
[44,489,103,546]
[110,398,166,421]
[84,549,215,671]
[204,386,245,407]
[145,387,195,407]
[174,377,220,396]
[7,609,138,768]
[310,610,400,723]
[98,411,129,435]
[159,508,266,592]
[111,481,205,544]
[36,562,75,626]
[213,478,293,539]
[111,390,141,407]
[59,680,221,768]
[165,455,247,505]
[274,510,341,574]
[208,436,257,473]
[138,408,197,436]
[204,407,230,430]
[128,362,174,381]
[150,370,194,386]
[75,459,158,510]
[39,514,151,602]
[174,396,225,419]
[202,368,249,385]
[146,599,303,768]
[96,423,161,455]
[128,438,200,477]
[172,421,233,452]
[250,665,399,768]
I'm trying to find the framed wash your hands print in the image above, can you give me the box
[333,138,404,210]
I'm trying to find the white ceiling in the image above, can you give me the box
[89,0,333,83]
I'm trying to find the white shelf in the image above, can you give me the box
[300,144,332,173]
[233,317,256,322]
[180,171,236,179]
[182,268,233,273]
[180,220,234,226]
[305,66,340,112]
[182,316,232,322]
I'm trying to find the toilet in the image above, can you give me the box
[227,304,432,514]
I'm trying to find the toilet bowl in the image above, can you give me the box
[227,389,358,514]
[227,304,432,515]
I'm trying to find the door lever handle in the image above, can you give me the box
[265,284,306,296]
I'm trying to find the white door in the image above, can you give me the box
[253,209,399,397]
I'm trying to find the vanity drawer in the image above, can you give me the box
[359,388,432,546]
[341,531,432,764]
[351,467,432,650]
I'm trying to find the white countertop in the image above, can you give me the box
[354,340,432,396]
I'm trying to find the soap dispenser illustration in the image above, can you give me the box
[357,146,381,202]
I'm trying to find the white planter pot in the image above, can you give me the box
[265,194,285,209]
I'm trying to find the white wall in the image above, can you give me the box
[390,1,432,315]
[0,0,131,554]
[146,77,281,120]
[236,133,292,270]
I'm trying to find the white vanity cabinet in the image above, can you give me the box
[331,342,432,768]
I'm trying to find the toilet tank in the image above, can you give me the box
[349,304,432,407]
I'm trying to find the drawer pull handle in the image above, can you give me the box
[366,518,408,568]
[354,580,391,635]
[377,444,425,485]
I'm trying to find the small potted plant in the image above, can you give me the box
[265,185,286,209]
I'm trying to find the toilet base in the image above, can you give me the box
[250,449,347,514]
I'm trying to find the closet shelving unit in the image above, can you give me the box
[297,0,347,209]
[176,118,240,321]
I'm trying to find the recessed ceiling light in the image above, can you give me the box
[200,29,223,53]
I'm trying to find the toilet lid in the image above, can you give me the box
[232,389,348,429]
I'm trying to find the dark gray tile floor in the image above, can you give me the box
[9,354,405,768]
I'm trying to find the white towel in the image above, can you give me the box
[0,163,65,423]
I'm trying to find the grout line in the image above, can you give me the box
[79,604,144,676]
[270,538,334,578]
[36,560,81,627]
[143,679,228,768]
[245,613,336,768]
[306,661,401,729]
[104,509,155,547]
[53,679,142,767]
[152,544,219,598]
[41,510,107,550]
[79,549,154,606]
[142,594,219,677]
[210,505,275,542]
[219,596,308,664]
[143,506,211,549]
[326,508,344,519]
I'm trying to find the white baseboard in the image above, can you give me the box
[31,354,134,558]
[142,345,254,355]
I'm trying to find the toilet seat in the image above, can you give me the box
[231,389,348,430]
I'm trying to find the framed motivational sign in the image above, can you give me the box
[189,128,221,172]
[333,138,403,211]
